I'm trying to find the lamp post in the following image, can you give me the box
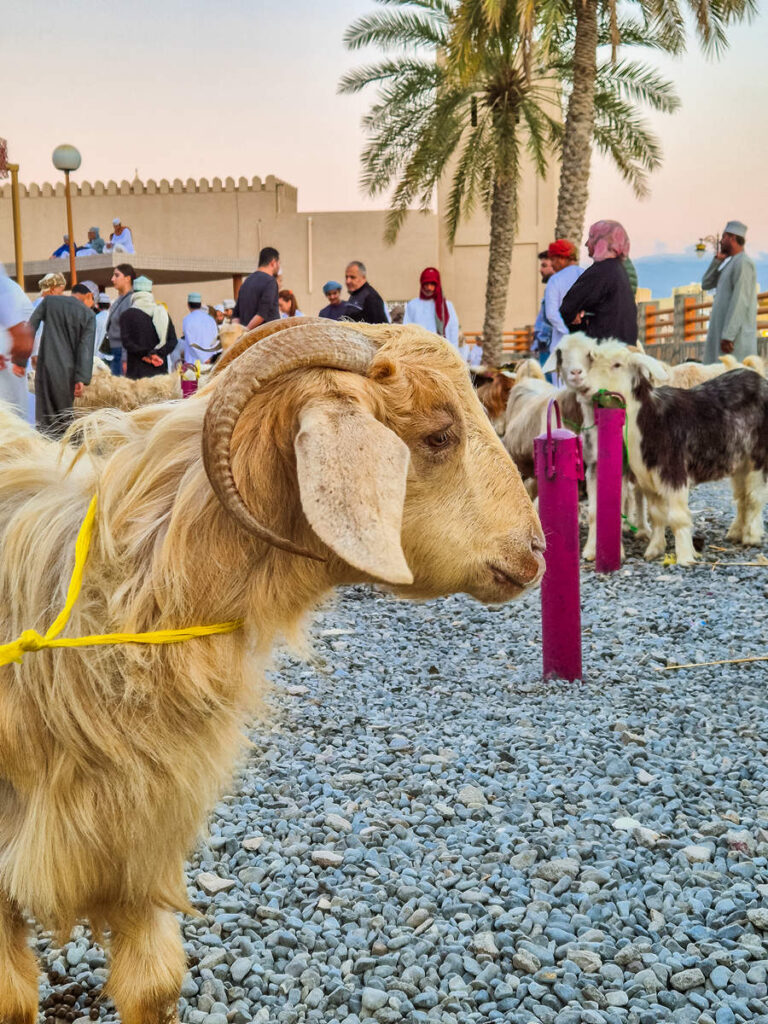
[52,144,81,286]
[695,233,720,259]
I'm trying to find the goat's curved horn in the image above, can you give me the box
[202,322,380,560]
[211,316,326,377]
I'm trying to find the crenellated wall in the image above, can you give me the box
[0,175,298,269]
[0,167,556,331]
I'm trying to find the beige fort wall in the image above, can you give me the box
[0,168,556,332]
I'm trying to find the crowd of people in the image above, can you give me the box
[532,217,758,375]
[1,217,758,439]
[51,217,135,258]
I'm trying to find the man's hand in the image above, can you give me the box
[9,322,33,367]
[11,363,24,377]
[73,382,85,398]
[142,353,164,367]
[714,251,728,262]
[572,310,585,324]
[720,339,734,355]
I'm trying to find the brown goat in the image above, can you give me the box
[0,321,544,1024]
[476,360,546,436]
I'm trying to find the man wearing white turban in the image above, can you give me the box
[702,220,757,364]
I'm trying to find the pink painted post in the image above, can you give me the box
[534,400,583,682]
[595,400,626,574]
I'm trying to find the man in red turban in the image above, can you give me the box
[403,267,459,347]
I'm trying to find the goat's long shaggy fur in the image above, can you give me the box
[0,324,543,1024]
[74,366,182,412]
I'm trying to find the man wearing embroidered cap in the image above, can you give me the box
[106,218,135,254]
[121,276,178,379]
[182,291,219,364]
[702,220,757,363]
[318,280,349,321]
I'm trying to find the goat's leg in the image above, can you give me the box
[740,469,767,546]
[643,491,668,561]
[625,477,650,540]
[0,889,39,1024]
[107,905,186,1024]
[582,464,597,561]
[668,488,696,565]
[727,469,747,543]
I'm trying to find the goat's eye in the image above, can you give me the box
[425,429,452,450]
[612,362,621,369]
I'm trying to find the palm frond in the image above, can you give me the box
[344,8,449,51]
[595,58,680,114]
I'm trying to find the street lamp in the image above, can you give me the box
[52,144,81,285]
[695,233,720,259]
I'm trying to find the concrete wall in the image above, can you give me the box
[1,165,557,333]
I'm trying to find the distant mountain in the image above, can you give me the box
[633,250,768,299]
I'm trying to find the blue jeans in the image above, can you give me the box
[109,347,124,376]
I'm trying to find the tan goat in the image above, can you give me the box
[0,319,544,1024]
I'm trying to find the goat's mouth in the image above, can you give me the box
[486,556,545,595]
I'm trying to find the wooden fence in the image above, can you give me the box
[463,327,534,360]
[638,290,768,363]
[467,290,768,366]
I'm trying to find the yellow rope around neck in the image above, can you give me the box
[0,495,243,668]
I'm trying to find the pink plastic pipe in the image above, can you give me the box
[595,405,626,574]
[534,400,583,682]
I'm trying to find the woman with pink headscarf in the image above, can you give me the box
[560,220,637,344]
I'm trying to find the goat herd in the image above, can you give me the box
[0,316,765,1023]
[479,335,768,566]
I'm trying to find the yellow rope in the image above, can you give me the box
[0,495,243,668]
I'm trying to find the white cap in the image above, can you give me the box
[222,299,236,309]
[98,292,110,304]
[112,217,121,225]
[214,304,225,312]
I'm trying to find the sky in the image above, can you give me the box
[2,0,767,258]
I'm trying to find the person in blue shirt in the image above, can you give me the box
[532,250,554,367]
[51,235,73,258]
[318,281,349,321]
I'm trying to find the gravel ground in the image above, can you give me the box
[35,481,768,1024]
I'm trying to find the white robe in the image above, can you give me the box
[403,297,459,347]
[0,272,33,418]
[702,251,757,363]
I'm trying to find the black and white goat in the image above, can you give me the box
[584,341,768,565]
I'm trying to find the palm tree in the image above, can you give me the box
[555,0,756,241]
[340,0,558,366]
[549,8,680,221]
[341,0,682,364]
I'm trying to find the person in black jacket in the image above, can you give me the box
[344,261,389,324]
[120,276,178,379]
[560,220,637,345]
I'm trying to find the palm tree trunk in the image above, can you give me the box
[481,174,517,368]
[555,0,599,243]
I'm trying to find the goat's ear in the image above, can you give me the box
[631,352,669,384]
[295,400,414,585]
[542,350,558,374]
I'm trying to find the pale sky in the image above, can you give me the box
[2,0,766,257]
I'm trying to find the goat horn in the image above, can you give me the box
[211,316,327,377]
[202,322,379,560]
